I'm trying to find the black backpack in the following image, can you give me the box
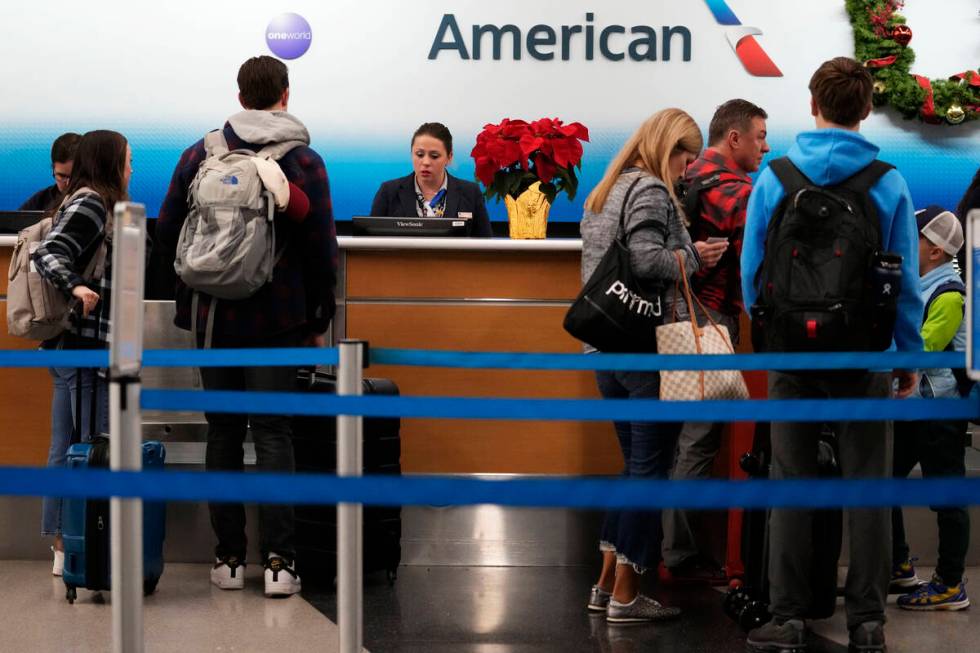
[751,157,896,352]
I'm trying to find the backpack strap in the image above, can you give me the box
[768,157,812,199]
[204,130,230,158]
[57,186,111,284]
[924,279,966,321]
[838,160,894,195]
[256,140,306,162]
[616,176,645,240]
[924,278,972,396]
[682,171,740,224]
[190,292,217,350]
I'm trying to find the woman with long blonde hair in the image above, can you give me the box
[580,109,727,624]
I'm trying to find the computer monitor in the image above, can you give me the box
[0,210,44,234]
[352,216,472,237]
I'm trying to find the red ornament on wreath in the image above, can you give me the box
[849,1,978,127]
[891,25,912,47]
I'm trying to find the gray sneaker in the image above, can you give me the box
[848,621,886,653]
[746,618,807,653]
[588,585,612,612]
[606,594,681,624]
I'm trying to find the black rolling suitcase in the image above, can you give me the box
[292,369,402,586]
[725,423,843,630]
[61,369,167,603]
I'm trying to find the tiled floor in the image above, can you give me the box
[3,560,977,652]
[0,561,350,652]
[305,565,979,653]
[305,566,844,653]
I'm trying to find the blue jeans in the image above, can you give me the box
[41,367,109,536]
[596,370,680,572]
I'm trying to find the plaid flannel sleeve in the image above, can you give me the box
[295,150,338,333]
[33,195,107,293]
[702,178,752,237]
[156,142,204,256]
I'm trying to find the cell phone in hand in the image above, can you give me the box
[706,236,729,244]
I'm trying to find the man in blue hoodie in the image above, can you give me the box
[741,57,923,653]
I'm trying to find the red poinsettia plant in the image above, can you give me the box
[471,118,590,204]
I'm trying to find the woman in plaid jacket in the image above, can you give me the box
[33,129,132,576]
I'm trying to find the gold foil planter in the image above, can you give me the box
[504,182,551,239]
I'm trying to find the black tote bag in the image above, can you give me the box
[563,177,665,353]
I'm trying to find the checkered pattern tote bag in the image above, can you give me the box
[657,252,749,401]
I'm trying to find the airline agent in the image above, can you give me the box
[370,122,492,237]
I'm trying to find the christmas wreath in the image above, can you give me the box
[846,0,979,125]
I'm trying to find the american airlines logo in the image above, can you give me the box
[428,1,780,77]
[702,0,782,77]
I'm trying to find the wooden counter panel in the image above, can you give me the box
[0,247,11,296]
[348,303,624,474]
[346,250,582,300]
[347,303,583,353]
[0,301,53,466]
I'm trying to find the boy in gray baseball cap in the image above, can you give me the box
[890,204,971,611]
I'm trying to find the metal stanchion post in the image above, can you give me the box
[337,340,365,653]
[967,209,980,384]
[109,203,147,653]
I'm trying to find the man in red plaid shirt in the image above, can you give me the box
[661,99,769,583]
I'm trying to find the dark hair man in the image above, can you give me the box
[19,132,82,211]
[661,99,769,585]
[741,57,922,653]
[156,55,337,598]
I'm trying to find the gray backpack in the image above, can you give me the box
[174,131,302,302]
[7,188,108,341]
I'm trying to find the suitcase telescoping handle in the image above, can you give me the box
[70,368,101,446]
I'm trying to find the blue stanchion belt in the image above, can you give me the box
[1,466,979,510]
[1,346,977,511]
[0,348,963,371]
[140,390,980,422]
[370,348,965,371]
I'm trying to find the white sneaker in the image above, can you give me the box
[210,556,246,590]
[264,553,301,597]
[51,547,64,577]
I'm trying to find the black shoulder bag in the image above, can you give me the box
[563,178,666,352]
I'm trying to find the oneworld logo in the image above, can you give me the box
[265,13,313,60]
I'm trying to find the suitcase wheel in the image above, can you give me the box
[722,587,749,620]
[738,600,772,632]
[144,577,159,597]
[66,586,77,604]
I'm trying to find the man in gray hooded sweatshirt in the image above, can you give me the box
[156,55,337,598]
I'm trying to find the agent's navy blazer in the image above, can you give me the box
[369,173,493,237]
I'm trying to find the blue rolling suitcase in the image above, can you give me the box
[62,438,167,603]
[61,370,167,603]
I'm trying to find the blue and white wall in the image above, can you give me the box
[0,0,977,221]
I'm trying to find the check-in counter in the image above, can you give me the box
[0,234,622,475]
[0,236,54,466]
[336,236,620,475]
